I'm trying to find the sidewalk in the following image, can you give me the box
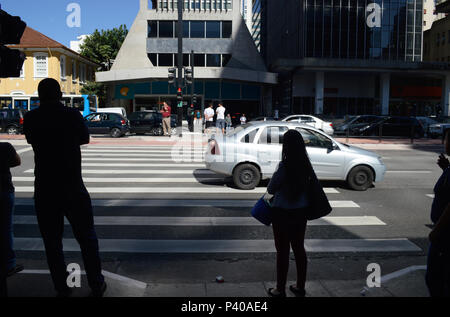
[6,265,429,297]
[0,134,445,150]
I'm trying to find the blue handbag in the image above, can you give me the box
[251,195,273,226]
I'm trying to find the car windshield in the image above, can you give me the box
[226,123,252,136]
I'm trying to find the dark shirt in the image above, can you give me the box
[431,166,450,224]
[0,142,17,193]
[23,102,89,195]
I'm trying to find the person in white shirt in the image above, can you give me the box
[240,114,247,125]
[204,103,215,133]
[216,102,226,134]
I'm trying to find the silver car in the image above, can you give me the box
[205,121,386,191]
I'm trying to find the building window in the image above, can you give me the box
[158,53,174,66]
[206,21,221,38]
[222,21,232,38]
[222,54,231,67]
[148,53,157,66]
[159,21,174,38]
[206,54,221,67]
[194,54,205,66]
[79,64,87,84]
[19,62,25,78]
[72,60,77,82]
[225,0,232,9]
[148,21,158,37]
[190,21,205,38]
[34,53,48,78]
[60,55,66,80]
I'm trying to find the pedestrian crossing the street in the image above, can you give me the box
[12,145,422,255]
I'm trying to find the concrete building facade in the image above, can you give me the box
[258,0,450,118]
[96,0,276,117]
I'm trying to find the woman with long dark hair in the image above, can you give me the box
[266,129,315,297]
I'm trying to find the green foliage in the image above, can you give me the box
[79,25,128,71]
[80,81,107,107]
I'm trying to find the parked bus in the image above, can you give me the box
[0,94,98,117]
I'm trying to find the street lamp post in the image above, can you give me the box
[177,0,183,137]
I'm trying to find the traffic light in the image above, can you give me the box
[184,67,193,85]
[0,46,25,77]
[168,67,177,85]
[177,87,183,102]
[0,10,26,78]
[0,10,26,44]
[192,94,197,105]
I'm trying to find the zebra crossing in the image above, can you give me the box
[12,145,422,254]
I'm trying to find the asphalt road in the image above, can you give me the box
[6,142,444,285]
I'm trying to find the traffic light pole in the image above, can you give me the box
[177,0,183,137]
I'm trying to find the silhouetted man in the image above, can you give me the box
[23,78,105,297]
[0,142,21,297]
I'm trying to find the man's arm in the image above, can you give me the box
[10,153,21,168]
[74,111,90,145]
[23,112,34,145]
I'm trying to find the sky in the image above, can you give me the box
[0,0,147,47]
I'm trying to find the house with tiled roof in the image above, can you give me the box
[0,27,99,112]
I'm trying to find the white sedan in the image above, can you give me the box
[282,115,334,135]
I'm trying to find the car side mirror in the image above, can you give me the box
[327,142,338,153]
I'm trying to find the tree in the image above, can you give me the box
[79,25,128,107]
[80,81,107,108]
[79,25,128,71]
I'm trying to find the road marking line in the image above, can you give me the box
[14,186,269,194]
[13,238,421,253]
[24,169,214,175]
[82,149,205,154]
[82,158,202,162]
[14,198,352,207]
[14,216,383,226]
[13,177,224,183]
[386,171,432,174]
[81,153,205,158]
[14,186,341,195]
[426,194,435,198]
[81,163,205,167]
[19,269,147,289]
[16,147,33,154]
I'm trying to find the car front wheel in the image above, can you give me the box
[347,165,374,191]
[110,128,122,138]
[6,126,18,135]
[233,163,261,190]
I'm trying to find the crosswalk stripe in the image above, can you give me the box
[82,158,201,162]
[14,198,350,207]
[13,215,385,226]
[13,238,421,253]
[426,194,435,198]
[83,146,206,150]
[81,163,205,167]
[82,150,205,154]
[14,186,269,194]
[13,177,224,183]
[24,169,214,175]
[81,153,205,158]
[14,186,341,195]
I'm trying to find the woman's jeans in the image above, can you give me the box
[0,192,16,272]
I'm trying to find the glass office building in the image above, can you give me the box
[304,0,423,61]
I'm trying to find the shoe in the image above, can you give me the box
[267,288,286,298]
[90,282,107,297]
[7,264,24,277]
[289,285,306,297]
